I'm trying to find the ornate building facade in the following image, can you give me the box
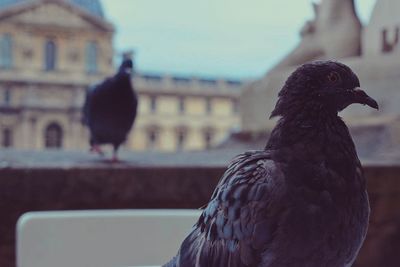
[0,0,242,152]
[132,74,241,151]
[239,0,400,160]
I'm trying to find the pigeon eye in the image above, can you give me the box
[327,72,340,83]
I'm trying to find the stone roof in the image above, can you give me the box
[0,0,104,18]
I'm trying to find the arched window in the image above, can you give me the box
[86,41,98,73]
[0,33,13,69]
[44,40,57,71]
[45,123,63,149]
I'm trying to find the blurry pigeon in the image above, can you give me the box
[164,61,378,267]
[82,58,137,161]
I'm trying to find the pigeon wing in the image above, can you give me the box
[84,77,116,128]
[175,150,286,267]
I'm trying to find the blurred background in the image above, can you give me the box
[1,0,399,266]
[0,0,386,155]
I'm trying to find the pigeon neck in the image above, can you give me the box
[115,71,133,90]
[117,70,130,79]
[266,111,358,164]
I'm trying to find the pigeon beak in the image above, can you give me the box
[352,87,379,110]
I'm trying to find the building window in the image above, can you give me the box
[204,131,213,149]
[205,97,212,114]
[382,27,399,53]
[2,128,12,147]
[45,122,63,149]
[150,96,157,113]
[0,33,13,69]
[86,41,98,73]
[147,129,158,149]
[178,97,185,114]
[3,88,11,106]
[44,40,57,71]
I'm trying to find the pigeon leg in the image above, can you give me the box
[90,145,104,156]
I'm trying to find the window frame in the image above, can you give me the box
[44,39,57,71]
[44,122,63,149]
[86,40,98,74]
[0,33,13,69]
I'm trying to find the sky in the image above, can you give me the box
[102,0,377,79]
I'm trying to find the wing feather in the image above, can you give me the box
[172,150,286,267]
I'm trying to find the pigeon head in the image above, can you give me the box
[119,59,133,75]
[270,61,378,118]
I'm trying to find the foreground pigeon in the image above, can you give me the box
[82,58,137,161]
[164,61,378,267]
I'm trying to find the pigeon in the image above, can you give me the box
[82,58,138,162]
[164,61,378,267]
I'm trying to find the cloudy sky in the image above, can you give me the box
[102,0,376,79]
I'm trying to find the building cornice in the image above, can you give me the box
[0,71,106,87]
[0,72,244,98]
[0,0,114,32]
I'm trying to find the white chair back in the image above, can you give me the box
[16,209,201,267]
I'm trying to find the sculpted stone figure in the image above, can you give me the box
[273,0,362,70]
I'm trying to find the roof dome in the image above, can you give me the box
[0,0,105,18]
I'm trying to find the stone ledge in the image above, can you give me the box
[0,150,400,266]
[0,149,237,169]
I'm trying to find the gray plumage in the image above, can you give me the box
[164,61,378,267]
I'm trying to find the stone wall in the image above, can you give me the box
[0,155,399,266]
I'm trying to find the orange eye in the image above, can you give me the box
[327,72,340,83]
